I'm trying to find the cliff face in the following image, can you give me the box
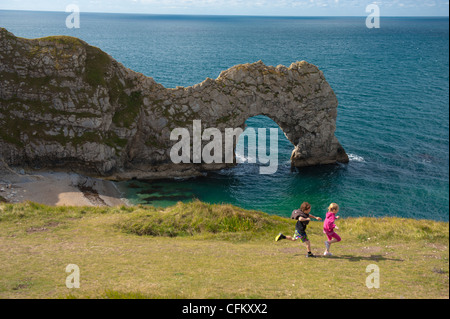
[0,28,348,179]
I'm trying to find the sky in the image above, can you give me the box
[0,0,449,16]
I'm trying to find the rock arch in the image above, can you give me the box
[0,28,348,179]
[140,60,349,172]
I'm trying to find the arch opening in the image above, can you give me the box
[234,115,293,174]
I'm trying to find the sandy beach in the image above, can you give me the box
[0,160,128,207]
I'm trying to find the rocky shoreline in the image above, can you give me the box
[0,160,128,207]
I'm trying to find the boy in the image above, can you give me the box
[275,202,322,257]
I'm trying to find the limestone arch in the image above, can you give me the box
[155,60,348,170]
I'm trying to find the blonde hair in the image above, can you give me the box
[328,203,339,212]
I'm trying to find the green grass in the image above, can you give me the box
[35,35,85,47]
[111,90,143,128]
[0,200,448,299]
[116,201,288,239]
[84,45,111,87]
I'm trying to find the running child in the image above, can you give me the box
[323,203,341,256]
[275,202,322,258]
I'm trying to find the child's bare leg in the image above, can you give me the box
[285,235,296,241]
[305,240,311,253]
[325,237,341,253]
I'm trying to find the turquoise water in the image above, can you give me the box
[1,11,448,220]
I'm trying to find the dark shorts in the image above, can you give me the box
[294,230,308,243]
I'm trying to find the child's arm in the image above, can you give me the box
[309,214,322,221]
[334,215,340,229]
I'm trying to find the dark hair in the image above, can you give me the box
[300,202,311,212]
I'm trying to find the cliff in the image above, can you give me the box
[0,28,348,179]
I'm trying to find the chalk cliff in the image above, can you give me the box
[0,28,348,179]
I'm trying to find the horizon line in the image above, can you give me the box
[0,8,448,18]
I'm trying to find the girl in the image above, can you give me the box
[323,203,341,256]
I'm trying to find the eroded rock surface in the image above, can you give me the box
[0,28,348,179]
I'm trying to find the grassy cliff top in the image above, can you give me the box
[1,27,89,48]
[0,200,448,298]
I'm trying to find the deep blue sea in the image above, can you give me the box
[1,11,448,221]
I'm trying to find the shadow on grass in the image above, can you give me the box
[294,254,403,262]
[323,254,403,262]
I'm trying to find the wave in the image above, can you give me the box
[235,152,258,164]
[348,153,365,162]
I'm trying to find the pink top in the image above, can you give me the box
[323,212,336,233]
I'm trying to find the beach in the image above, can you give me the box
[0,161,128,207]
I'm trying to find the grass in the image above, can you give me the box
[111,90,143,128]
[84,45,111,87]
[0,200,448,299]
[116,201,287,239]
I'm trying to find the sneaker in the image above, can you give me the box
[275,233,286,242]
[323,251,333,256]
[325,240,330,251]
[306,252,316,258]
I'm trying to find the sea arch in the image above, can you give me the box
[0,29,348,179]
[142,60,349,173]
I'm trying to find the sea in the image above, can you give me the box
[0,10,448,221]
